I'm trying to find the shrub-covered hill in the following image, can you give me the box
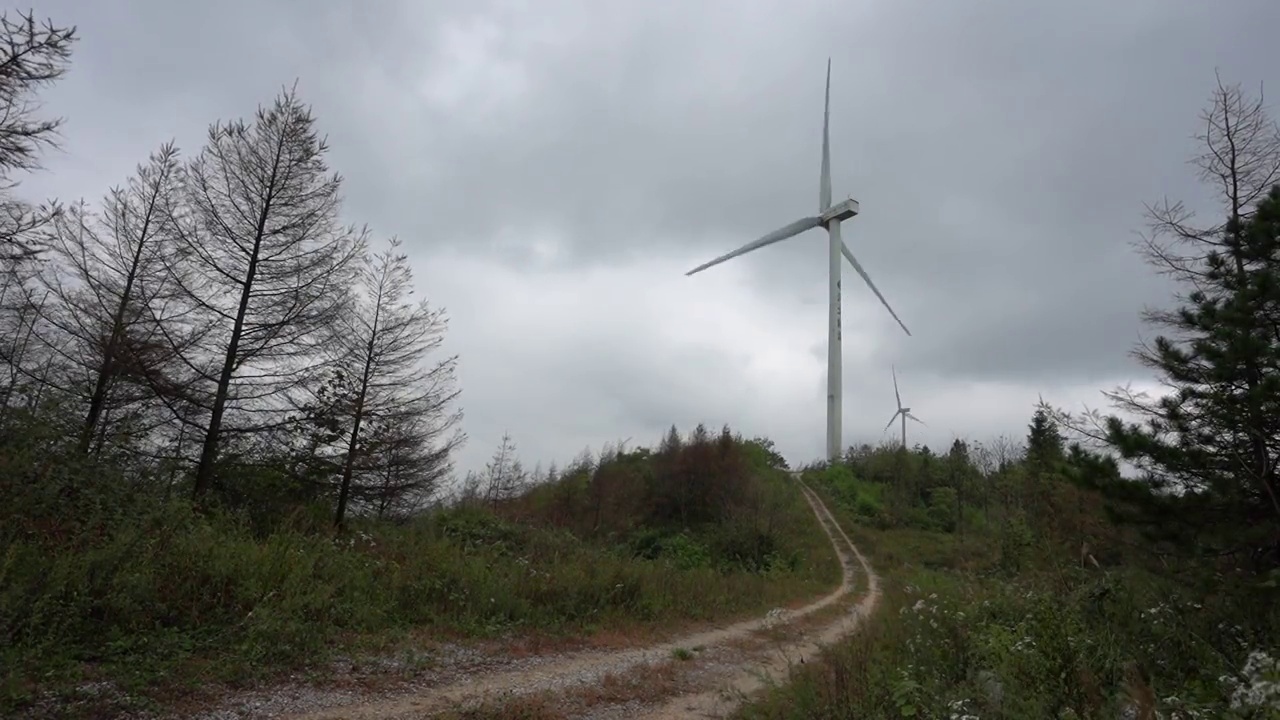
[1,424,838,717]
[738,418,1280,719]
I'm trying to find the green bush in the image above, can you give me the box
[708,524,777,573]
[998,518,1035,575]
[659,531,713,570]
[436,505,528,553]
[927,487,958,533]
[854,494,883,521]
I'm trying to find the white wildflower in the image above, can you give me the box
[1225,649,1280,711]
[946,697,980,720]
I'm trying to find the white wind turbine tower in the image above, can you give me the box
[685,59,910,462]
[883,366,924,449]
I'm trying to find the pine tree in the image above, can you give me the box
[658,424,682,458]
[947,439,974,535]
[1026,408,1064,473]
[1075,78,1280,569]
[1105,187,1280,566]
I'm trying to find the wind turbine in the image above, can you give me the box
[883,366,924,449]
[685,59,910,462]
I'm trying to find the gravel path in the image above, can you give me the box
[628,477,881,719]
[174,474,880,720]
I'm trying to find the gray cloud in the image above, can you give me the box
[18,0,1280,469]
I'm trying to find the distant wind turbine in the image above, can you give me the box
[685,59,910,461]
[883,366,924,449]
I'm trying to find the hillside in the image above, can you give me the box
[1,425,842,718]
[734,425,1280,718]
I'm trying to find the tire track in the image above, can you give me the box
[629,474,881,719]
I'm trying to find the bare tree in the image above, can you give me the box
[588,440,617,529]
[0,279,45,424]
[455,469,483,507]
[988,434,1024,471]
[0,11,76,260]
[982,433,1025,515]
[971,440,995,477]
[0,253,36,367]
[970,440,996,522]
[363,414,452,519]
[168,88,365,498]
[482,432,526,510]
[1142,73,1280,282]
[39,143,184,453]
[327,237,463,528]
[0,246,74,429]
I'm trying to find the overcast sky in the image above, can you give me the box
[19,0,1280,472]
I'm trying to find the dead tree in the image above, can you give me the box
[363,414,453,519]
[0,11,76,261]
[985,434,1024,515]
[0,281,45,424]
[482,433,526,511]
[1141,73,1280,281]
[40,144,184,453]
[168,88,365,498]
[327,237,463,528]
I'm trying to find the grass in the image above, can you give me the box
[734,470,1280,719]
[0,443,839,718]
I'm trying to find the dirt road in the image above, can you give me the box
[188,476,879,720]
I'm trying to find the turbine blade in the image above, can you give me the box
[686,216,822,276]
[883,410,900,433]
[892,365,901,407]
[841,242,911,336]
[907,413,926,426]
[820,58,832,213]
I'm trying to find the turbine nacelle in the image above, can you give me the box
[820,197,859,225]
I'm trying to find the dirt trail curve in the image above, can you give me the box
[192,475,880,720]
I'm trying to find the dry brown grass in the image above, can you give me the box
[436,693,567,720]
